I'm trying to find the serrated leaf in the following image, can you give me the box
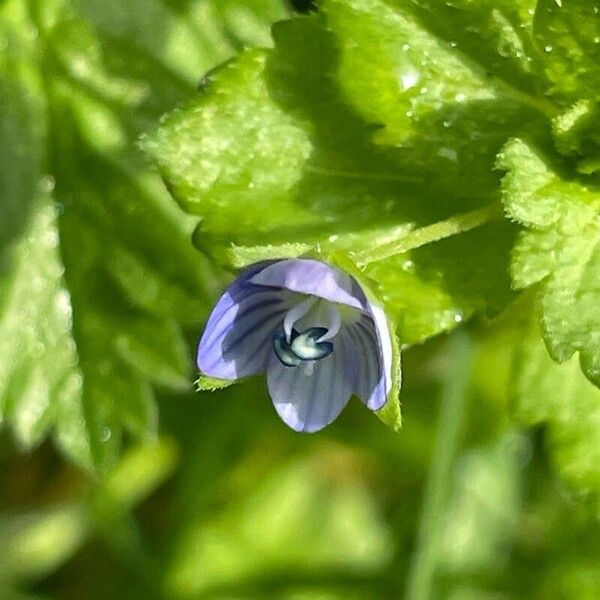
[498,138,600,387]
[552,100,600,174]
[514,317,600,504]
[0,201,90,464]
[0,0,284,469]
[143,15,519,346]
[142,49,314,239]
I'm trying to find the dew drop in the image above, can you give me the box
[100,427,112,442]
[400,70,420,90]
[544,45,553,53]
[39,175,56,194]
[401,260,414,272]
[437,146,458,162]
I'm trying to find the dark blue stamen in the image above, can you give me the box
[273,327,333,368]
[273,329,301,367]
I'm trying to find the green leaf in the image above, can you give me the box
[0,0,285,469]
[142,48,314,240]
[0,200,90,465]
[0,504,89,581]
[377,314,401,431]
[0,75,42,261]
[533,0,600,101]
[143,15,521,347]
[359,220,516,343]
[322,0,554,146]
[0,193,184,470]
[76,0,289,83]
[513,317,600,505]
[552,100,600,174]
[0,8,45,262]
[498,138,600,387]
[195,375,238,392]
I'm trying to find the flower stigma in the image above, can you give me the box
[273,298,340,369]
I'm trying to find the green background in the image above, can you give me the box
[2,1,600,598]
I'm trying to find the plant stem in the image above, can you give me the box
[405,333,473,600]
[353,204,503,266]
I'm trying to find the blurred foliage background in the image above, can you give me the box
[2,0,600,599]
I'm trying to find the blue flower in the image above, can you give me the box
[197,259,393,432]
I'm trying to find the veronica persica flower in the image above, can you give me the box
[197,259,393,432]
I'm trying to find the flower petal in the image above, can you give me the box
[198,278,292,379]
[267,339,353,432]
[368,303,393,398]
[249,259,368,310]
[346,315,389,410]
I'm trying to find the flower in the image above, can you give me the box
[197,259,393,432]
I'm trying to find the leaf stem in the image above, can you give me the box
[353,203,503,266]
[305,165,424,183]
[405,332,473,600]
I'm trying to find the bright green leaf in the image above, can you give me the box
[498,138,600,387]
[143,15,520,348]
[552,100,600,174]
[195,374,238,392]
[514,317,600,504]
[0,201,91,465]
[323,0,553,147]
